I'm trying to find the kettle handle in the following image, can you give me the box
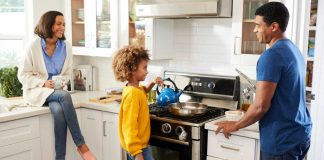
[155,78,179,95]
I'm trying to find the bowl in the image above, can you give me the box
[225,110,244,121]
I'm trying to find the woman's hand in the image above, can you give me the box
[43,80,55,89]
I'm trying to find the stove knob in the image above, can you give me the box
[161,123,172,134]
[175,126,185,136]
[175,126,187,141]
[208,82,215,89]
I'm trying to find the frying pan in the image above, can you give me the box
[168,102,208,117]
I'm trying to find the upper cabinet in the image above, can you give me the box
[65,0,118,57]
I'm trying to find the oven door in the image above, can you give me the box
[149,135,191,160]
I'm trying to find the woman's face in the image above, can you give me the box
[52,15,65,39]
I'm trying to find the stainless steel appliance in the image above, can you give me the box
[149,71,240,160]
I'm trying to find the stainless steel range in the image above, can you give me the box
[149,71,240,160]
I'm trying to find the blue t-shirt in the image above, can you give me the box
[257,39,312,155]
[41,38,67,80]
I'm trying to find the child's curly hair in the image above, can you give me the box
[112,46,150,82]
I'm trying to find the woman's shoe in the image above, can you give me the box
[77,148,96,160]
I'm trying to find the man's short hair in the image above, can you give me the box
[255,2,289,32]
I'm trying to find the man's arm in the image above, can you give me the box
[215,81,277,138]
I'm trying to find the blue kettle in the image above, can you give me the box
[156,78,182,106]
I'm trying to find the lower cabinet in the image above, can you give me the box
[81,108,122,160]
[0,117,41,160]
[207,131,259,160]
[0,138,41,160]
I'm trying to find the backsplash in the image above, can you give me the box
[73,18,257,90]
[170,18,232,68]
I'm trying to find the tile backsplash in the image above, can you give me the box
[73,18,257,90]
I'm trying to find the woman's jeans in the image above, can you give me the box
[45,90,85,160]
[261,138,310,160]
[127,147,155,160]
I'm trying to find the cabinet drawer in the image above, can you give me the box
[207,131,256,160]
[0,138,41,160]
[0,116,40,147]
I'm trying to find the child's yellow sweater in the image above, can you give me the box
[118,85,150,157]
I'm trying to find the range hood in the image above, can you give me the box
[136,0,232,18]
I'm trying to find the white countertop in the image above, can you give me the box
[205,117,260,139]
[0,91,120,123]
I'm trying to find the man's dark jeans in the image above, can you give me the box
[261,138,310,160]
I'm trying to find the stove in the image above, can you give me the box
[148,71,240,160]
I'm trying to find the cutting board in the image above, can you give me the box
[89,94,122,104]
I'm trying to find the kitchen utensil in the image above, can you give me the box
[235,68,256,91]
[156,78,182,106]
[52,75,65,89]
[168,102,208,117]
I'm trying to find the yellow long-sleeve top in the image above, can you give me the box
[118,85,150,157]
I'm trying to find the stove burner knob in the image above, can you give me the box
[175,126,187,141]
[208,82,215,89]
[161,123,172,134]
[175,126,185,136]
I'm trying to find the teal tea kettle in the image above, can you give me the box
[156,78,182,106]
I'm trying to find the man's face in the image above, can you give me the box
[253,15,273,44]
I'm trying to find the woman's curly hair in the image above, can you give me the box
[112,46,150,82]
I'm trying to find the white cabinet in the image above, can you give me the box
[65,0,118,57]
[102,112,122,160]
[207,131,259,160]
[81,108,122,160]
[0,138,41,160]
[0,117,41,160]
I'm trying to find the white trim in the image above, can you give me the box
[308,0,324,159]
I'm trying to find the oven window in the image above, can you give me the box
[151,146,179,160]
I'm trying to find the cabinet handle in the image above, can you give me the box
[220,145,240,152]
[103,121,107,136]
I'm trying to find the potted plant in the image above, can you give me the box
[0,66,22,98]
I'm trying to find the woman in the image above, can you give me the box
[18,11,95,160]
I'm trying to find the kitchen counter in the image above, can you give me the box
[205,117,260,139]
[0,91,120,123]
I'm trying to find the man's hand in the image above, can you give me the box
[135,153,144,160]
[43,80,55,89]
[215,121,239,139]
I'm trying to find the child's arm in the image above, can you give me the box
[143,76,163,93]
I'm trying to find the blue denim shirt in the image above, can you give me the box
[41,38,66,80]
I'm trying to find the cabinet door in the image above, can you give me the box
[0,138,41,160]
[81,109,103,160]
[102,112,122,160]
[67,0,118,57]
[231,0,270,65]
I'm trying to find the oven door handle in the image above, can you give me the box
[151,135,189,146]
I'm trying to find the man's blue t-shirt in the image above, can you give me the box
[257,39,312,155]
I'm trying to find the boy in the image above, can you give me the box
[112,46,162,160]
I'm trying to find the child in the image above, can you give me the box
[112,46,162,160]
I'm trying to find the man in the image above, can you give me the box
[215,2,312,160]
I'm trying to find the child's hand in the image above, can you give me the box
[153,76,163,85]
[135,153,144,160]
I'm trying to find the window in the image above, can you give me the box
[0,0,25,68]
